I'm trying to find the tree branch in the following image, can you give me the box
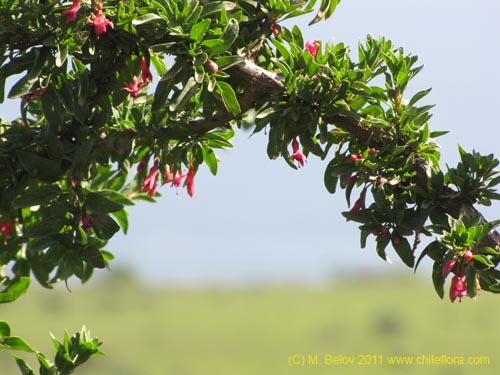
[190,60,286,134]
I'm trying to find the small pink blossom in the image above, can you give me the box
[141,57,153,84]
[449,275,468,303]
[123,76,145,99]
[88,2,114,40]
[186,164,195,198]
[305,40,320,58]
[172,171,187,195]
[291,137,306,168]
[61,0,81,23]
[141,164,159,197]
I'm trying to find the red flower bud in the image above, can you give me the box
[369,148,377,155]
[186,164,195,198]
[204,60,219,74]
[442,259,457,277]
[272,25,280,37]
[463,249,473,263]
[351,197,362,212]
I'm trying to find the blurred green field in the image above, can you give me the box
[1,272,498,375]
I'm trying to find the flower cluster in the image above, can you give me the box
[139,160,196,198]
[442,248,479,302]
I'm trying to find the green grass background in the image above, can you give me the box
[1,272,498,375]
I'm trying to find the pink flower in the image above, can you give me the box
[186,164,195,198]
[305,40,320,58]
[442,259,457,278]
[449,275,468,303]
[172,171,186,195]
[141,164,159,197]
[291,137,306,167]
[0,220,15,239]
[88,2,114,40]
[123,76,145,99]
[141,57,153,84]
[61,0,81,23]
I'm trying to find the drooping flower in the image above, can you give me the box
[141,57,153,84]
[88,2,114,40]
[141,164,159,197]
[123,76,145,99]
[0,220,15,239]
[449,275,468,303]
[442,259,457,278]
[305,40,320,58]
[61,0,81,23]
[186,164,195,198]
[291,137,306,168]
[172,171,187,195]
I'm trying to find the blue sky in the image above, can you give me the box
[1,1,499,285]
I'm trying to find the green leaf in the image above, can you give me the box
[202,18,239,55]
[323,159,339,194]
[392,236,415,267]
[309,0,341,25]
[169,77,199,112]
[0,336,35,352]
[0,321,11,337]
[215,81,240,117]
[160,58,184,82]
[16,150,61,182]
[85,192,123,214]
[12,354,35,375]
[132,13,162,26]
[190,19,211,44]
[8,47,50,98]
[432,261,445,299]
[92,214,120,241]
[0,277,31,303]
[202,146,218,175]
[12,185,61,209]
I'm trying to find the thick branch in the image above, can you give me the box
[190,60,286,134]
